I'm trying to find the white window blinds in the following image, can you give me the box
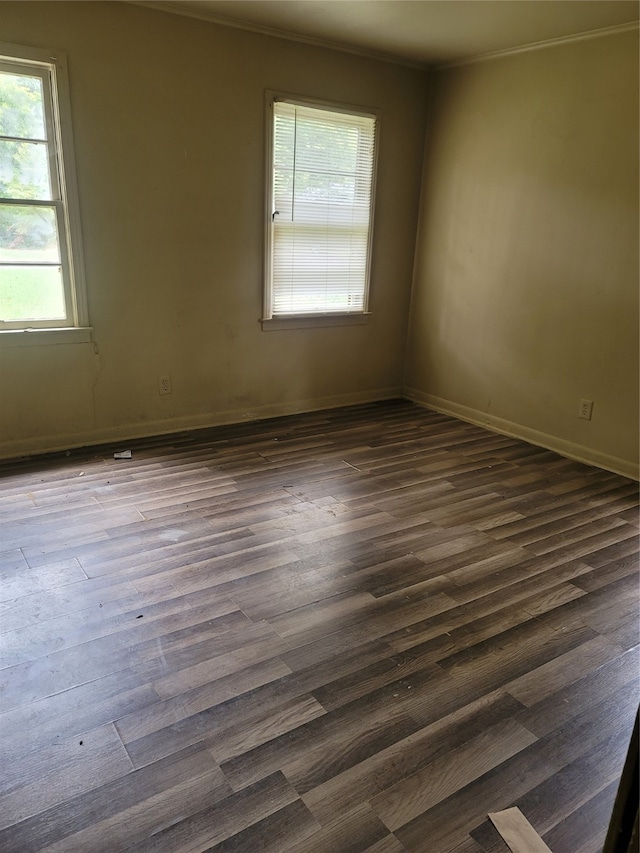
[269,100,377,316]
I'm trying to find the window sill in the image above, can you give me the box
[260,313,371,331]
[0,327,93,347]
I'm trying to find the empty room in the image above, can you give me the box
[0,1,638,851]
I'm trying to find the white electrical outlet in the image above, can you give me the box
[159,375,172,395]
[579,399,593,420]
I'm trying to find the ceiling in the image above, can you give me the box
[140,0,639,66]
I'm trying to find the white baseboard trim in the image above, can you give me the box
[403,387,640,482]
[0,386,402,461]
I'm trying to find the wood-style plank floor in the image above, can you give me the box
[0,400,637,853]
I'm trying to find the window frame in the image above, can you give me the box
[0,41,89,339]
[262,91,379,330]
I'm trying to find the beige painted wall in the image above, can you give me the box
[0,2,429,457]
[404,29,639,478]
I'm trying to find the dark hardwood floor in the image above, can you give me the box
[0,400,637,852]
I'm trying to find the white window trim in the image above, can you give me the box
[0,326,92,347]
[261,90,379,330]
[0,41,90,341]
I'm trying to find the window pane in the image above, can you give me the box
[273,168,293,221]
[271,101,376,316]
[0,204,61,263]
[296,120,359,174]
[0,140,51,199]
[0,49,86,330]
[273,225,368,314]
[273,110,295,168]
[0,72,46,140]
[0,264,65,321]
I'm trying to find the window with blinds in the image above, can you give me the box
[266,99,377,319]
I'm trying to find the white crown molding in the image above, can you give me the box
[130,3,637,71]
[130,1,426,70]
[437,20,639,70]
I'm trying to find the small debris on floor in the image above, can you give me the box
[113,450,132,459]
[136,614,143,619]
